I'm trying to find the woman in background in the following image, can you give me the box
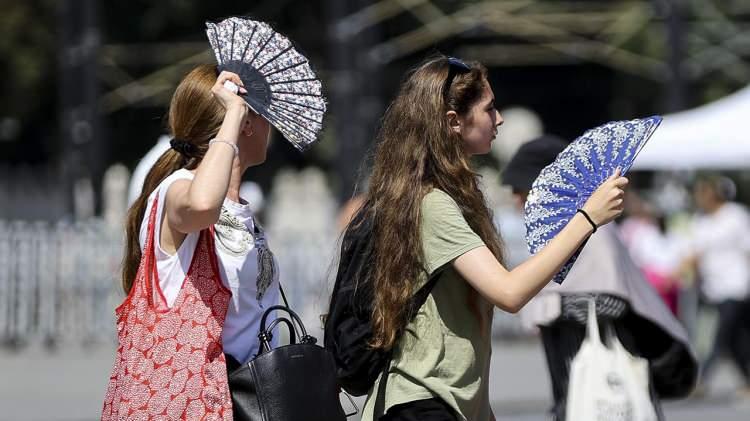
[502,135,697,421]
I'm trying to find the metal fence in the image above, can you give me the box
[0,219,122,347]
[0,220,529,349]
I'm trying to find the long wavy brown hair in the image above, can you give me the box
[363,55,505,350]
[121,64,224,294]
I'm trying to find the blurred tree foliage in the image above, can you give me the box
[0,0,748,173]
[0,0,58,162]
[0,0,327,166]
[98,0,328,191]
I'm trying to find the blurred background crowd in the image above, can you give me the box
[2,0,750,420]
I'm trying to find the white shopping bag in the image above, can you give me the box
[565,299,658,421]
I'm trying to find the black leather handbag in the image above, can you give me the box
[227,293,352,421]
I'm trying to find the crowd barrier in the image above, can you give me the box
[0,220,536,349]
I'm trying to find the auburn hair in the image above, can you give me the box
[362,55,505,350]
[121,64,224,293]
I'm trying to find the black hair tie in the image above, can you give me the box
[170,138,197,158]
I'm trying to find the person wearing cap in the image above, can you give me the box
[501,135,698,421]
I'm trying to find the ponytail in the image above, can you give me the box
[121,150,185,293]
[120,64,224,293]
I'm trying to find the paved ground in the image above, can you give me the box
[488,340,750,421]
[1,339,748,420]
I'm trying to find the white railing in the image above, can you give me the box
[0,219,122,347]
[0,220,529,349]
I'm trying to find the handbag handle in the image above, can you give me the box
[259,317,297,352]
[586,297,603,346]
[258,305,316,354]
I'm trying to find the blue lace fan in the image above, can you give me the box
[524,116,662,284]
[205,17,326,151]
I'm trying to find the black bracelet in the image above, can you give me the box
[576,209,598,233]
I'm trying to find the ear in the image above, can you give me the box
[446,110,462,135]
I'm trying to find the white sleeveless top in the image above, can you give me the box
[139,168,280,363]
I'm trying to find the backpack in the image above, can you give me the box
[323,205,438,396]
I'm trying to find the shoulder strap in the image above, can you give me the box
[373,271,441,418]
[373,358,391,418]
[410,274,439,315]
[586,297,602,345]
[141,196,161,304]
[279,282,290,307]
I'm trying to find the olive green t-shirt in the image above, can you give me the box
[362,189,492,421]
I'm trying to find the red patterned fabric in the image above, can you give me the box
[102,198,233,420]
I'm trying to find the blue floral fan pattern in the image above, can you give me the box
[524,116,662,284]
[205,17,326,151]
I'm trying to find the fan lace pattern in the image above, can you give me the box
[524,116,661,283]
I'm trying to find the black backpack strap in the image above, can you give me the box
[410,275,439,315]
[373,357,391,419]
[373,272,441,419]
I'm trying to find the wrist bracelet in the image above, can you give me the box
[208,138,239,156]
[576,209,598,233]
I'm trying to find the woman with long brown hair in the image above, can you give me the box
[102,64,278,419]
[356,55,629,420]
[103,16,328,419]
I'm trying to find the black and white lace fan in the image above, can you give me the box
[205,17,326,151]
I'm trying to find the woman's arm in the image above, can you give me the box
[454,171,628,313]
[166,71,249,235]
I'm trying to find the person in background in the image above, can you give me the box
[501,134,697,421]
[620,191,682,315]
[684,176,750,396]
[127,135,171,207]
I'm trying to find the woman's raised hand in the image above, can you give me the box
[211,71,248,112]
[581,168,629,228]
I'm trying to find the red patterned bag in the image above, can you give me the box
[102,199,233,420]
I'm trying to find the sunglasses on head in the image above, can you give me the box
[444,56,471,99]
[447,56,471,70]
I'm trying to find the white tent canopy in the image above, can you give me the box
[632,85,750,170]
